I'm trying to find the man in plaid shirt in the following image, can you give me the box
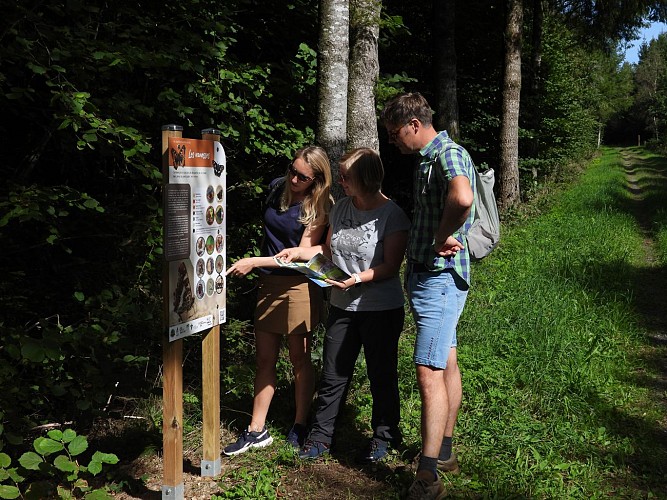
[381,93,475,500]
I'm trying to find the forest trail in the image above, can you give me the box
[619,148,667,433]
[620,149,667,341]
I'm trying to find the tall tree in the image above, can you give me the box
[347,0,382,151]
[433,1,460,140]
[317,0,350,198]
[634,35,667,142]
[499,0,523,210]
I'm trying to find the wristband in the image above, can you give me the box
[352,273,362,286]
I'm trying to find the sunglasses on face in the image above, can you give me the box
[288,164,314,183]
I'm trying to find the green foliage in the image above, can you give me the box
[634,34,667,144]
[0,0,320,454]
[532,17,599,171]
[0,430,118,499]
[213,465,280,499]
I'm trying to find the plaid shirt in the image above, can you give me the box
[408,131,476,284]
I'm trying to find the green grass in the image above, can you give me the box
[176,146,667,498]
[348,146,666,497]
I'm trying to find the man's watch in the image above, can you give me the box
[352,273,362,287]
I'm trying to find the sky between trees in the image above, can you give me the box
[625,20,667,62]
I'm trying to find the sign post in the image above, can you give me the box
[161,124,184,500]
[161,124,227,498]
[200,128,222,477]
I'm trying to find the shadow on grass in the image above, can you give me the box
[552,147,667,495]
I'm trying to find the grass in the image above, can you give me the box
[421,146,667,498]
[350,146,666,498]
[102,146,667,498]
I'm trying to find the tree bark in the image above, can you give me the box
[347,0,381,152]
[317,0,350,199]
[498,0,523,211]
[433,0,460,141]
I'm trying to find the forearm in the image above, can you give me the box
[434,206,470,245]
[434,176,473,245]
[253,256,282,268]
[347,261,401,286]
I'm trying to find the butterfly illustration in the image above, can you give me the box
[171,144,186,169]
[213,159,224,177]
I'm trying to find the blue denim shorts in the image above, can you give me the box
[407,269,468,369]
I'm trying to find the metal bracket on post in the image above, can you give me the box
[201,458,221,477]
[162,484,184,500]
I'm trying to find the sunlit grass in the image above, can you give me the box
[208,147,667,498]
[395,146,667,498]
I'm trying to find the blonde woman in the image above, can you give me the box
[224,146,333,455]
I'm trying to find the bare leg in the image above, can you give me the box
[416,364,447,459]
[249,330,281,432]
[287,332,314,425]
[417,347,461,457]
[443,347,461,438]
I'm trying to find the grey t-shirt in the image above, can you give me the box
[329,196,411,312]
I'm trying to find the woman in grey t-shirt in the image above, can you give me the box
[276,148,410,463]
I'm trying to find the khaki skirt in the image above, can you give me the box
[254,273,321,335]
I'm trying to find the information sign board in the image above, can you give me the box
[165,137,226,340]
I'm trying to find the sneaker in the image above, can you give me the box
[356,437,389,464]
[298,439,330,459]
[286,423,307,448]
[406,473,447,500]
[223,427,273,456]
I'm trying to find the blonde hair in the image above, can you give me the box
[339,148,384,195]
[280,146,333,226]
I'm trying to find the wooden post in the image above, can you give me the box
[200,128,222,477]
[161,124,184,500]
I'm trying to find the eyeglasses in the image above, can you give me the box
[338,171,350,183]
[388,121,411,141]
[288,164,314,183]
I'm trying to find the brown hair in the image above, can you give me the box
[380,92,434,127]
[339,148,384,195]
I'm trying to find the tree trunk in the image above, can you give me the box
[347,0,381,152]
[317,0,350,199]
[498,0,523,211]
[433,0,459,141]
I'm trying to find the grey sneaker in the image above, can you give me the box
[223,427,273,456]
[407,474,446,500]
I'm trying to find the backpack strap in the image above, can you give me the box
[431,142,478,221]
